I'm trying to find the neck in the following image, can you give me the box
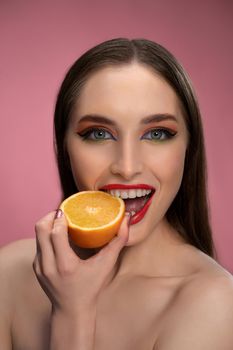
[112,219,191,280]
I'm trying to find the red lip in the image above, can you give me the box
[130,192,155,225]
[100,184,155,190]
[99,183,156,226]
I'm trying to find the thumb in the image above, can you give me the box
[96,213,131,261]
[112,212,131,246]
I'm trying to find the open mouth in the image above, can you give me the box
[100,188,155,223]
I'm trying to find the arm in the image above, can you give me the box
[50,306,97,350]
[156,276,233,350]
[0,312,12,350]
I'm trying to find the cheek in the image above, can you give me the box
[148,144,186,188]
[67,141,111,190]
[167,154,186,190]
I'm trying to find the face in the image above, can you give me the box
[65,63,188,245]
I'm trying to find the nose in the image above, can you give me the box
[110,139,144,180]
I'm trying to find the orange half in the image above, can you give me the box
[60,191,125,248]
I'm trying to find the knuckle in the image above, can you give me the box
[57,257,76,277]
[50,231,63,244]
[51,223,66,236]
[57,263,75,277]
[33,255,56,281]
[35,219,48,233]
[50,228,59,237]
[42,265,55,279]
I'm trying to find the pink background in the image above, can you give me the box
[1,1,232,272]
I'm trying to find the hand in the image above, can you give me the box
[33,210,130,316]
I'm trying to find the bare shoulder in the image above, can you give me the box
[0,239,37,348]
[0,239,37,307]
[0,239,36,296]
[156,252,233,350]
[179,258,233,312]
[0,238,36,271]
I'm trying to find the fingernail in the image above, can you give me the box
[55,209,63,219]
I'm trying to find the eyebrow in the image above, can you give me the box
[77,113,178,126]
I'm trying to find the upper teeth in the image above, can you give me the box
[105,189,152,199]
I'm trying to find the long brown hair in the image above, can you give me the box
[54,38,215,257]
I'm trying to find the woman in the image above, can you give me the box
[0,38,233,349]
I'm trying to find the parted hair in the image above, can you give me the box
[54,38,215,257]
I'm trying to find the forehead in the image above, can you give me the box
[73,63,184,123]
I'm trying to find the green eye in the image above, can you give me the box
[142,128,176,141]
[78,127,176,142]
[93,130,107,139]
[79,128,115,141]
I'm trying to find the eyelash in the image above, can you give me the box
[77,127,177,142]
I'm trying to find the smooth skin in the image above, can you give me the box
[0,63,233,349]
